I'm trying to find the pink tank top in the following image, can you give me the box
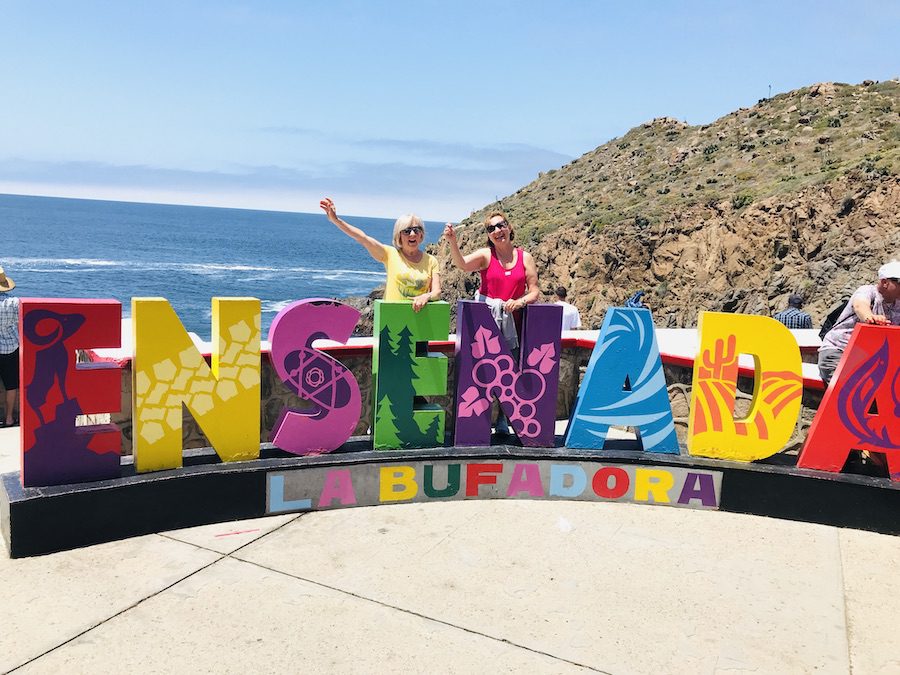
[479,247,526,301]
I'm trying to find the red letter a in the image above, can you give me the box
[798,325,900,480]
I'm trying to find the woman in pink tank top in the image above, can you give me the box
[444,211,540,339]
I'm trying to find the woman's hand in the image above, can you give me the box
[443,223,457,244]
[503,298,525,314]
[319,197,338,223]
[412,293,431,313]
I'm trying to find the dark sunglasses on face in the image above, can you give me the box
[486,220,508,233]
[401,226,423,236]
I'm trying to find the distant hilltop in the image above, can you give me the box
[432,79,900,330]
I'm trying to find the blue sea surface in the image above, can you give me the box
[1,194,440,338]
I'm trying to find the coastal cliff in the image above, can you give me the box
[354,80,900,333]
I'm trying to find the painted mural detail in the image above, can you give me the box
[131,297,261,472]
[454,301,562,447]
[20,300,122,487]
[798,325,900,480]
[267,299,361,454]
[372,301,449,449]
[688,312,803,461]
[565,307,678,453]
[12,297,900,491]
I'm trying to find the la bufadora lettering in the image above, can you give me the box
[17,295,900,492]
[266,461,722,514]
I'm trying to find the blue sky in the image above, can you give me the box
[1,1,897,220]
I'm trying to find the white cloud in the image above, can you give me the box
[0,139,574,221]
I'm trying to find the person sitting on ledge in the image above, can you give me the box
[817,260,900,385]
[774,293,813,329]
[319,197,440,312]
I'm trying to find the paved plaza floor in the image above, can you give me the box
[1,425,898,673]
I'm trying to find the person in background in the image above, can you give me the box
[774,293,813,329]
[817,260,900,385]
[0,266,20,427]
[444,213,540,435]
[554,286,581,330]
[319,197,440,312]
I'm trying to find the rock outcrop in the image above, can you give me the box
[433,80,900,330]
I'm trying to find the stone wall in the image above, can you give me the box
[108,346,820,462]
[112,348,587,453]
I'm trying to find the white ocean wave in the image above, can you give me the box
[284,266,385,277]
[3,256,123,267]
[2,256,385,278]
[261,299,295,313]
[182,263,279,273]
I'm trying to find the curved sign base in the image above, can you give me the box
[2,441,898,557]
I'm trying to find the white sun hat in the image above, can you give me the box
[878,260,900,280]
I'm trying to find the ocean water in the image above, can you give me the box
[1,194,440,338]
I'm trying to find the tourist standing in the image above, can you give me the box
[443,213,540,347]
[554,286,582,330]
[774,293,813,329]
[443,213,540,434]
[319,197,440,311]
[0,267,20,426]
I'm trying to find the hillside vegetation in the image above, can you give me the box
[433,80,900,329]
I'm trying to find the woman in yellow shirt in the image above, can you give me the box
[319,197,440,311]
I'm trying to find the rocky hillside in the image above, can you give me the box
[358,80,900,332]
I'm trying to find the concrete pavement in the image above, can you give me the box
[1,425,898,673]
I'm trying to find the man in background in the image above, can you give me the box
[817,260,900,385]
[774,293,812,329]
[554,287,581,330]
[0,266,19,426]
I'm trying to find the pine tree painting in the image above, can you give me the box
[372,301,449,450]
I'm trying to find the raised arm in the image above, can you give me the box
[443,223,490,272]
[320,197,386,263]
[503,250,541,314]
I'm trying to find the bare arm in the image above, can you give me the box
[504,250,541,314]
[430,268,441,299]
[320,197,386,263]
[411,266,441,312]
[443,223,490,272]
[853,296,890,325]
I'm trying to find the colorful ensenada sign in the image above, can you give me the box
[3,296,899,556]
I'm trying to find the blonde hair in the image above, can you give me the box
[392,214,425,249]
[483,211,514,248]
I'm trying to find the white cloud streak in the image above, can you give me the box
[0,139,573,220]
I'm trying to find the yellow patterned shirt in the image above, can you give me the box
[381,245,438,302]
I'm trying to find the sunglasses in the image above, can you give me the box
[486,220,508,233]
[400,226,423,236]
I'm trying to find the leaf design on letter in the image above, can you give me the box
[458,385,490,418]
[837,339,898,448]
[471,326,501,358]
[527,343,557,374]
